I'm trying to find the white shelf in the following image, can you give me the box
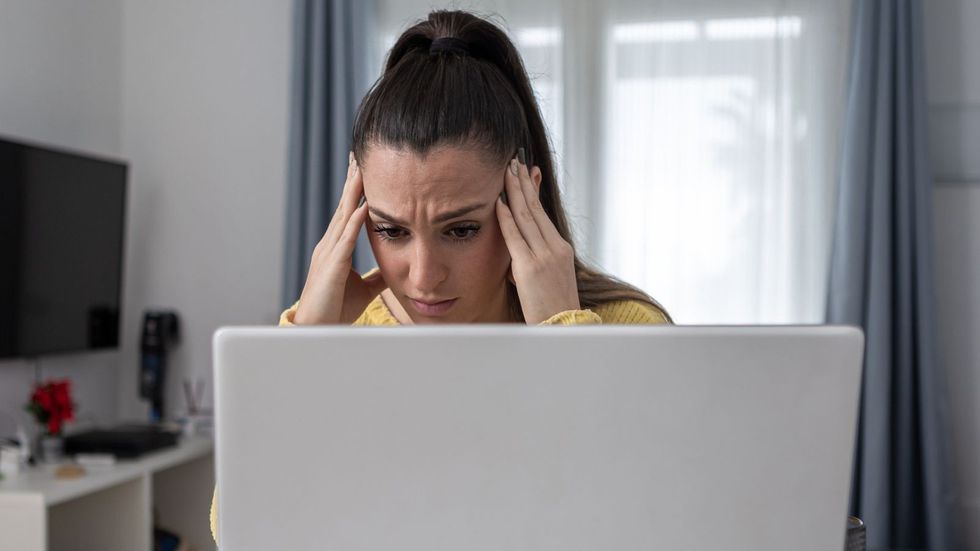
[0,436,212,506]
[0,435,214,551]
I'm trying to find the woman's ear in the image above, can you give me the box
[531,166,542,192]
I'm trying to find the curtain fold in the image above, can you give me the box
[282,0,376,310]
[827,0,961,548]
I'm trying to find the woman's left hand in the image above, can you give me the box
[496,149,581,325]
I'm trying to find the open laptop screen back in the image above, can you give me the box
[214,325,862,551]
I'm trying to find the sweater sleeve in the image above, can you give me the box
[597,300,671,324]
[211,487,218,545]
[279,300,300,326]
[537,309,602,325]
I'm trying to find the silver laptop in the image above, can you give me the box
[213,325,863,550]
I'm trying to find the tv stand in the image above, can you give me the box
[0,435,213,551]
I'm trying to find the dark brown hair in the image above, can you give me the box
[352,9,671,323]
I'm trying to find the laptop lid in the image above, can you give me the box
[214,325,863,550]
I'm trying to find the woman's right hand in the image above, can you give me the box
[293,152,387,325]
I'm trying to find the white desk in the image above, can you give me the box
[0,435,214,551]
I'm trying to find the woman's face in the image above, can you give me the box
[361,144,538,324]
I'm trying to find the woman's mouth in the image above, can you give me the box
[409,297,458,316]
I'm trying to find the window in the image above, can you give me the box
[371,0,851,323]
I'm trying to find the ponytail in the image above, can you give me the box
[352,9,671,323]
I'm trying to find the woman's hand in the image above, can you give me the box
[495,148,581,325]
[293,152,387,325]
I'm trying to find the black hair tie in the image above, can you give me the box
[429,37,470,57]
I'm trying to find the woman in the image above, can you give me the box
[212,8,671,543]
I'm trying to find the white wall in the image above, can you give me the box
[116,1,291,422]
[0,1,292,441]
[924,1,980,548]
[0,0,123,437]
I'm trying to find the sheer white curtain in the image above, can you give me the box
[369,0,851,324]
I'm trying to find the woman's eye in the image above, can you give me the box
[371,225,480,243]
[449,226,480,240]
[373,227,403,240]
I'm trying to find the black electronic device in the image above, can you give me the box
[140,311,180,422]
[64,424,179,458]
[0,136,127,359]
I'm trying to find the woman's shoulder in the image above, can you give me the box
[354,293,400,325]
[592,299,672,325]
[355,268,401,325]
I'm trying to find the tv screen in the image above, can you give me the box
[0,136,127,359]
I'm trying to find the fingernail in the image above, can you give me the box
[517,147,526,165]
[349,151,354,165]
[510,158,518,175]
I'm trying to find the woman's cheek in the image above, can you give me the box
[366,232,384,262]
[484,227,512,274]
[366,233,399,274]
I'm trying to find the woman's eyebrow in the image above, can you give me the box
[369,202,490,225]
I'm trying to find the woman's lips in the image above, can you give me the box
[409,298,457,315]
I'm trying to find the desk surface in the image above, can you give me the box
[0,435,212,506]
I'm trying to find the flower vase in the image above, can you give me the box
[38,434,65,464]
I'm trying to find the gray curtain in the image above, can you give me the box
[827,0,961,549]
[282,0,377,310]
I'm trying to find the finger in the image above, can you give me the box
[517,158,565,246]
[495,195,532,263]
[339,155,364,217]
[329,153,358,225]
[325,160,364,245]
[504,157,548,253]
[330,201,368,262]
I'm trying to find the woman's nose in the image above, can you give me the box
[409,242,448,293]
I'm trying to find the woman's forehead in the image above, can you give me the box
[361,145,503,196]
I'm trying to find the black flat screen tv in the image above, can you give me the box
[0,136,127,359]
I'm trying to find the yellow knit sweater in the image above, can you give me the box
[210,267,670,544]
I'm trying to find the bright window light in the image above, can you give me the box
[516,27,562,47]
[613,21,700,43]
[704,17,802,40]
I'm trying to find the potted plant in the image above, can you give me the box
[24,379,76,463]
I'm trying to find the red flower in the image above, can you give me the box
[25,379,76,436]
